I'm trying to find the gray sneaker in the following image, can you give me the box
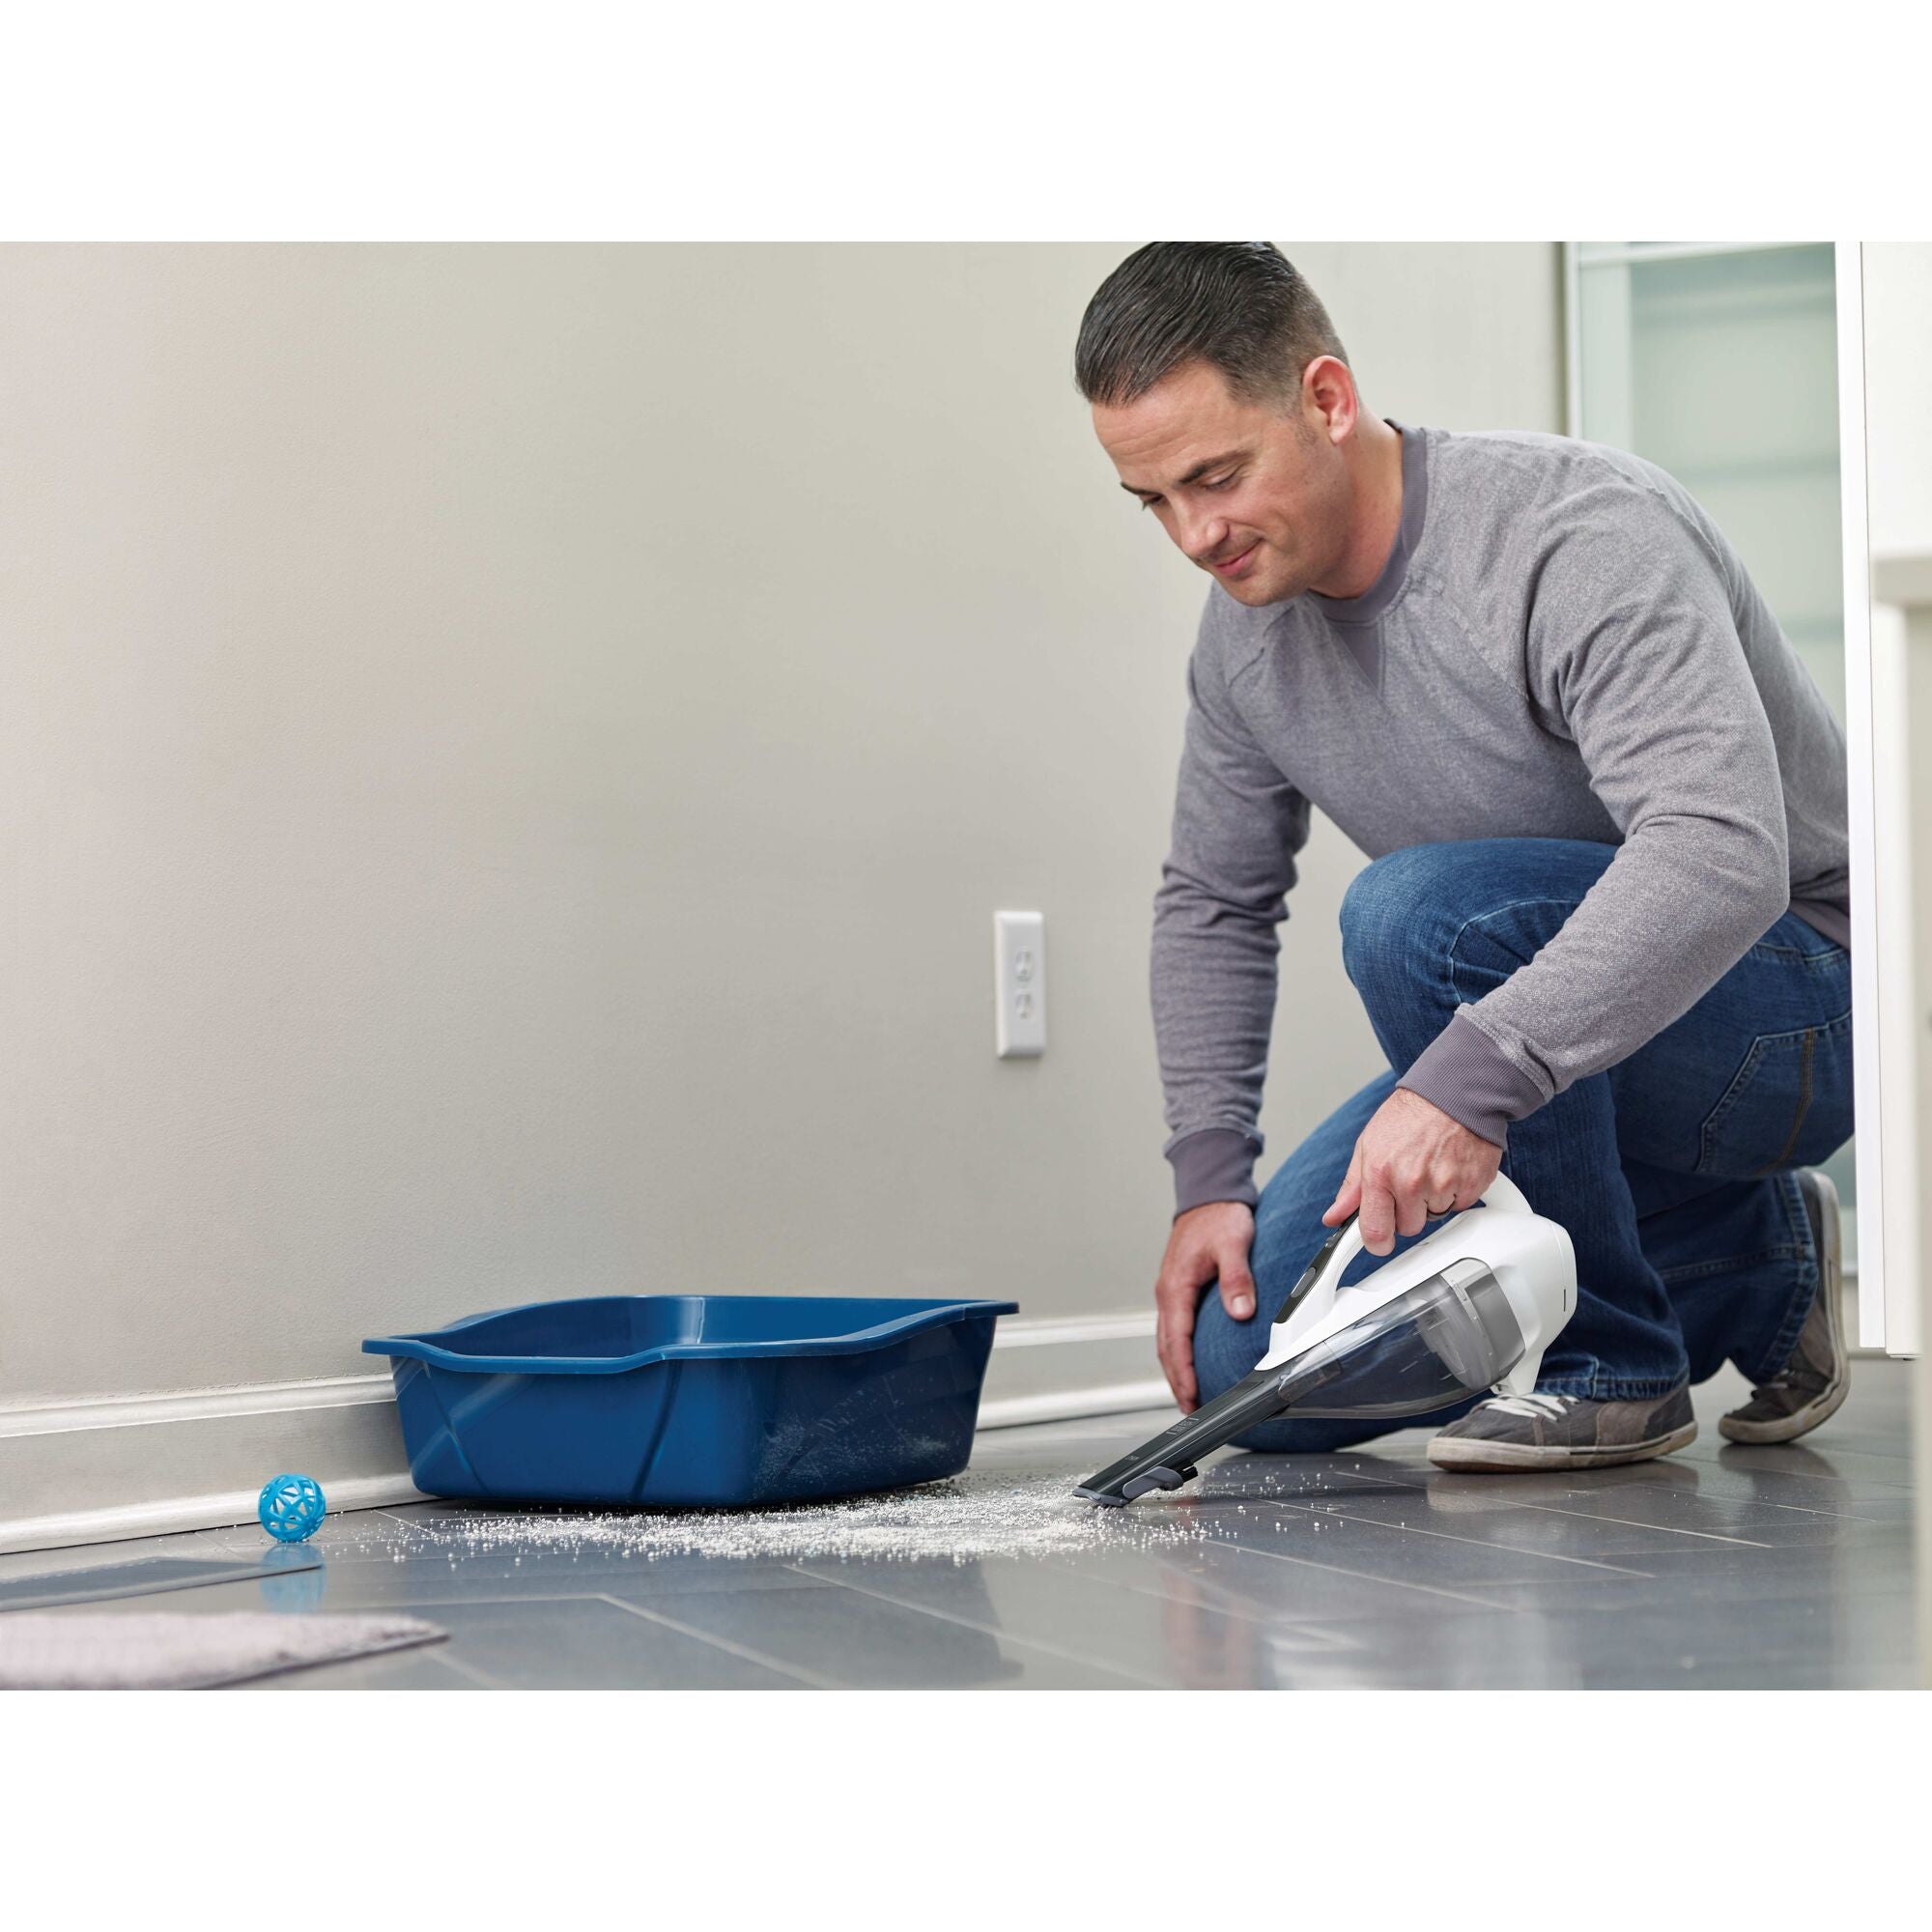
[1719,1167,1849,1444]
[1427,1384,1696,1471]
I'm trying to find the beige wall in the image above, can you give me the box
[0,243,1563,1406]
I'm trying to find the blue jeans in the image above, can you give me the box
[1193,837,1856,1451]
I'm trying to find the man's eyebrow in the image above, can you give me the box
[1119,450,1247,497]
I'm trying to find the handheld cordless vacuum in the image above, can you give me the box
[1076,1173,1576,1505]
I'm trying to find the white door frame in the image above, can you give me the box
[1839,241,1922,1358]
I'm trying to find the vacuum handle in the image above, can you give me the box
[1271,1212,1366,1326]
[1477,1171,1530,1215]
[1273,1171,1528,1329]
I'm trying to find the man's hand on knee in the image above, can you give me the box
[1155,1201,1257,1414]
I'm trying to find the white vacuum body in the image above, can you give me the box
[1077,1173,1576,1505]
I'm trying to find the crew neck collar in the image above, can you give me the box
[1307,418,1428,628]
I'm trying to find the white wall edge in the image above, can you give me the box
[0,1374,397,1440]
[1837,240,1896,1352]
[0,1474,428,1560]
[977,1379,1171,1431]
[990,1312,1154,1350]
[1562,241,1582,439]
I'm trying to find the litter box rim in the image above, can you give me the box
[361,1293,1020,1377]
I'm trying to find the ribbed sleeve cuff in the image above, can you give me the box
[1166,1127,1262,1219]
[1396,1009,1546,1149]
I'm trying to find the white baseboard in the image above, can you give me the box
[0,1474,427,1563]
[0,1377,421,1557]
[978,1380,1171,1430]
[0,1310,1164,1557]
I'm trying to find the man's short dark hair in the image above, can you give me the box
[1073,242,1349,413]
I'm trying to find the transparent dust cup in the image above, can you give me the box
[1279,1259,1527,1419]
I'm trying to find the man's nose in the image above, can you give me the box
[1182,512,1229,565]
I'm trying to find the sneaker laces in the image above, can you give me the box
[1485,1391,1582,1421]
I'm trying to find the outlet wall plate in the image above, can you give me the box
[994,910,1046,1058]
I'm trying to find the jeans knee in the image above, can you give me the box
[1192,1288,1268,1406]
[1339,850,1400,943]
[1340,846,1450,986]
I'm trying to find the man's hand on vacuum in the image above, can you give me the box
[1154,1201,1256,1414]
[1321,1086,1502,1256]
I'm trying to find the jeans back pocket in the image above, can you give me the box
[1696,1009,1855,1179]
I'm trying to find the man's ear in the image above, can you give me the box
[1300,355,1357,445]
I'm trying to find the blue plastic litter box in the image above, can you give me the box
[363,1293,1019,1508]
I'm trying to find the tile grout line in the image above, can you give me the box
[1025,1555,1374,1649]
[355,1592,626,1607]
[424,1645,502,1690]
[1193,1528,1530,1612]
[1679,1448,1914,1486]
[1321,1470,1776,1547]
[1739,1499,1884,1522]
[595,1592,836,1690]
[1684,1466,1915,1492]
[1251,1498,1656,1576]
[786,1565,1165,1688]
[1406,1499,1773,1549]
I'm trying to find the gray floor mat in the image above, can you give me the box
[0,1612,446,1689]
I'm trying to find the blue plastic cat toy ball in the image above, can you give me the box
[258,1473,327,1544]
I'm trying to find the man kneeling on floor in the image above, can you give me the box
[1075,242,1854,1473]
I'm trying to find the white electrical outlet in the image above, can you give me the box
[994,910,1047,1058]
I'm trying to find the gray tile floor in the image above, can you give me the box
[6,1359,1919,1689]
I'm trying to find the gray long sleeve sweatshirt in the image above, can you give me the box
[1155,418,1852,1217]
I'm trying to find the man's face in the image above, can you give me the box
[1092,356,1350,607]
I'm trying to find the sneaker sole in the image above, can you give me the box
[1427,1419,1698,1473]
[1719,1169,1848,1445]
